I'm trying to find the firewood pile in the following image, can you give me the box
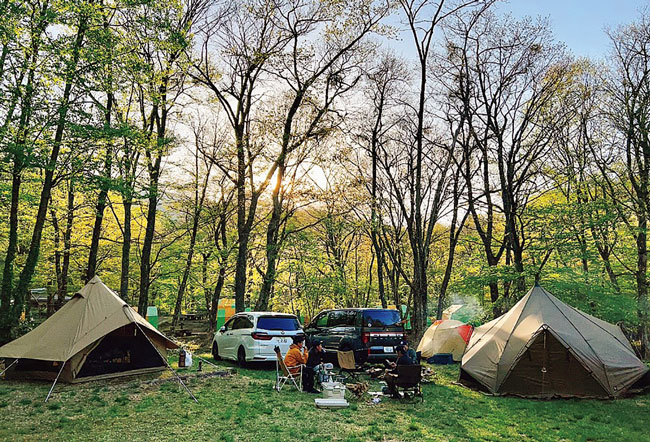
[345,381,369,398]
[366,367,384,378]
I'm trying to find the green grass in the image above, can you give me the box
[0,356,649,441]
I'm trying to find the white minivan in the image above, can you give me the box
[211,312,304,365]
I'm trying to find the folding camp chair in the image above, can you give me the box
[274,346,303,392]
[392,364,423,402]
[336,350,359,382]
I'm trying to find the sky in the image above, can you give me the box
[496,0,647,59]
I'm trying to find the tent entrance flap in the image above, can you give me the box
[499,330,607,398]
[75,324,165,379]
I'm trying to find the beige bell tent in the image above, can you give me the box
[417,320,473,361]
[0,276,177,383]
[460,284,649,399]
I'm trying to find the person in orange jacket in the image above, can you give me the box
[284,335,308,375]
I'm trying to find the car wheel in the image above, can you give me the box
[237,346,247,367]
[212,341,221,361]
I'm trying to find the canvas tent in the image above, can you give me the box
[417,320,473,361]
[460,284,649,399]
[0,276,177,383]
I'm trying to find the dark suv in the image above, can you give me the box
[304,308,405,363]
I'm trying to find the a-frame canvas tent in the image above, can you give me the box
[460,284,649,399]
[0,276,178,383]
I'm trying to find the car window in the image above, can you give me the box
[328,310,355,327]
[232,316,253,330]
[257,316,300,331]
[362,310,402,328]
[223,318,235,331]
[315,314,328,328]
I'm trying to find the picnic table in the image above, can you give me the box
[180,311,208,321]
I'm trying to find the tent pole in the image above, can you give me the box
[45,361,66,403]
[0,359,18,377]
[122,305,198,403]
[0,359,18,376]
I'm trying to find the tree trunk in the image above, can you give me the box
[172,218,200,328]
[0,169,21,324]
[257,163,285,311]
[138,177,158,314]
[86,93,113,282]
[12,17,87,329]
[58,181,75,309]
[202,253,211,312]
[436,239,459,320]
[636,215,649,357]
[209,266,226,332]
[0,0,49,328]
[411,265,428,344]
[119,197,132,300]
[49,206,61,317]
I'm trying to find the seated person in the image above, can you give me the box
[303,339,325,393]
[400,339,418,363]
[284,335,308,375]
[385,345,414,398]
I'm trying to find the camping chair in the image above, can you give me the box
[393,364,423,402]
[274,346,303,392]
[336,350,359,382]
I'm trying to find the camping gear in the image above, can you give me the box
[146,306,159,329]
[0,276,178,384]
[322,381,346,399]
[417,319,473,361]
[179,349,192,368]
[460,284,650,399]
[390,365,423,402]
[427,353,454,365]
[345,381,369,398]
[273,346,303,392]
[336,350,359,381]
[179,349,186,367]
[314,398,348,408]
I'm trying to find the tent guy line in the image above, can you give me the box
[122,304,198,403]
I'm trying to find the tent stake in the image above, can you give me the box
[122,305,198,403]
[0,359,18,377]
[194,355,221,370]
[45,361,66,403]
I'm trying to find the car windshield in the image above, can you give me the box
[257,316,301,331]
[362,310,401,328]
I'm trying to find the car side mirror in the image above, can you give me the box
[219,326,226,333]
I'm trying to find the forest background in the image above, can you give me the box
[0,0,649,355]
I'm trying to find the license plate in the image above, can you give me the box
[276,338,288,343]
[383,346,393,353]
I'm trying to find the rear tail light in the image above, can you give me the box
[362,332,370,344]
[251,332,272,340]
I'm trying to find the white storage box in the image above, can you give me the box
[315,398,349,408]
[322,382,346,399]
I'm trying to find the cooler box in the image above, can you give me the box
[146,306,159,329]
[322,382,346,400]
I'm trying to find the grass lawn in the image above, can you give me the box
[0,354,649,442]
